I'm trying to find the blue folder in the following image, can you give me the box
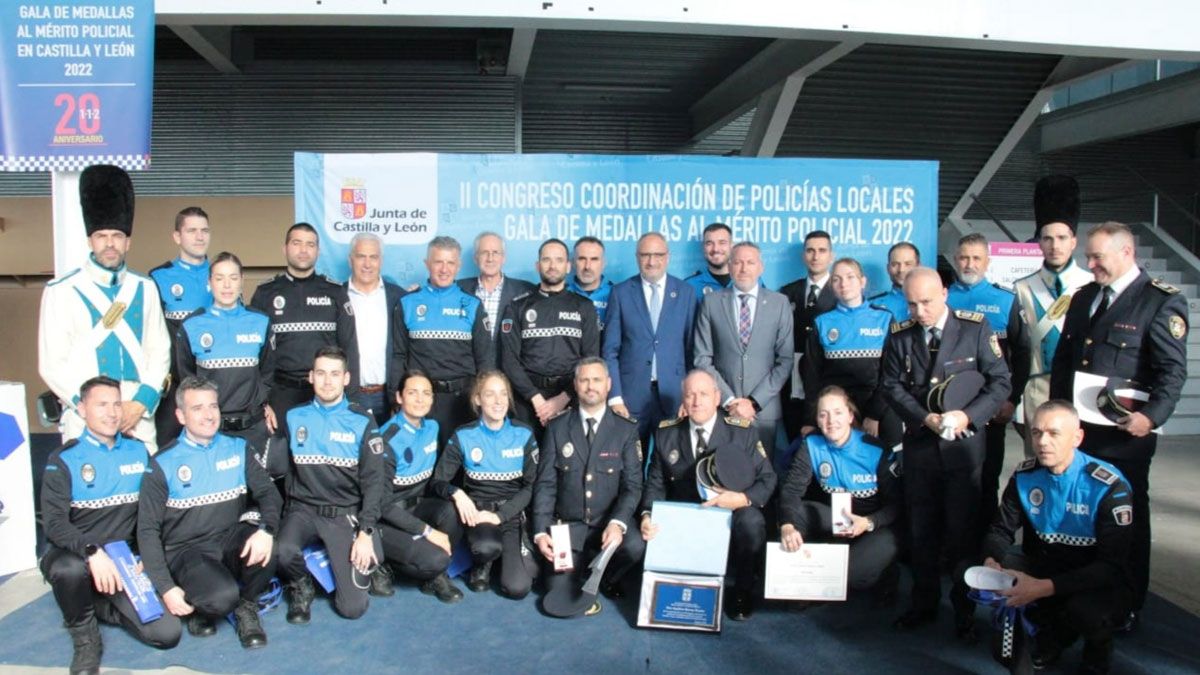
[643,501,731,576]
[103,541,164,624]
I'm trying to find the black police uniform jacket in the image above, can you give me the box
[249,272,360,388]
[779,276,837,355]
[1049,271,1188,460]
[499,288,601,404]
[532,408,642,539]
[879,310,1012,470]
[641,415,777,513]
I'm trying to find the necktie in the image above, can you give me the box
[738,293,752,347]
[927,326,942,355]
[695,427,709,458]
[1091,286,1113,328]
[649,282,662,331]
[586,417,596,446]
[1054,275,1063,298]
[806,283,819,308]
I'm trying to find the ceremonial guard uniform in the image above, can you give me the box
[40,430,182,672]
[150,257,211,443]
[250,273,359,431]
[276,398,385,621]
[983,453,1134,673]
[499,288,600,435]
[880,309,1011,628]
[389,283,493,448]
[801,302,900,450]
[947,278,1029,529]
[138,431,282,646]
[779,429,902,591]
[1050,271,1187,611]
[376,413,463,601]
[430,418,539,599]
[567,275,614,330]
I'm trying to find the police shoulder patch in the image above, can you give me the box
[891,319,915,334]
[1088,463,1118,485]
[1014,458,1038,473]
[725,415,751,428]
[954,309,985,323]
[1112,504,1133,526]
[368,437,384,455]
[658,417,684,428]
[1151,278,1181,295]
[343,301,354,316]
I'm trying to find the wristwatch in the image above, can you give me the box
[865,518,876,533]
[84,543,99,557]
[360,526,376,537]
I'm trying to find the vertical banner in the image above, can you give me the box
[296,153,939,294]
[0,382,37,575]
[0,0,155,171]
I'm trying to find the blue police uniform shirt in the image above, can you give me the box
[150,257,212,322]
[1015,450,1126,547]
[455,418,532,483]
[567,276,613,329]
[401,283,483,341]
[183,302,270,370]
[805,429,884,498]
[288,397,371,469]
[812,302,891,359]
[685,268,730,302]
[948,279,1015,339]
[867,285,908,321]
[382,414,440,487]
[59,429,150,509]
[155,433,247,508]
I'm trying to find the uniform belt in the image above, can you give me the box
[532,373,572,392]
[314,504,358,518]
[275,372,311,388]
[221,410,264,432]
[432,377,468,393]
[359,384,385,394]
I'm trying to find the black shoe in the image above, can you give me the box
[66,616,102,675]
[726,591,754,622]
[186,614,217,638]
[1031,633,1063,670]
[872,564,900,608]
[369,565,395,597]
[1078,637,1112,674]
[233,598,267,649]
[893,608,938,630]
[286,575,315,625]
[954,610,979,645]
[600,579,626,600]
[1116,610,1139,634]
[420,572,465,604]
[467,561,493,593]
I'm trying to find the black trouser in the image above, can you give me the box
[276,504,379,620]
[794,502,900,591]
[905,459,981,615]
[783,393,805,443]
[465,506,537,599]
[1100,455,1152,610]
[269,376,314,438]
[429,383,473,450]
[379,498,459,582]
[351,389,389,427]
[155,383,182,449]
[542,523,646,598]
[40,545,182,648]
[729,506,767,593]
[980,420,1008,534]
[166,523,276,618]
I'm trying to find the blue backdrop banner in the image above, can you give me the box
[0,0,154,172]
[295,153,938,294]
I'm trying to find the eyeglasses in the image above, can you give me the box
[637,252,667,260]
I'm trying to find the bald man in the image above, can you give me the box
[880,267,1011,641]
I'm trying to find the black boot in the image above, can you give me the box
[66,616,102,675]
[233,598,268,649]
[1078,637,1112,674]
[420,572,465,604]
[186,614,217,637]
[286,575,316,624]
[369,564,395,597]
[467,561,493,593]
[872,563,900,608]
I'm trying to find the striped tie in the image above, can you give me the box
[739,293,752,347]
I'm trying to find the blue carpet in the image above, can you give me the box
[1,576,1198,674]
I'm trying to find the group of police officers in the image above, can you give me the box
[36,166,1186,675]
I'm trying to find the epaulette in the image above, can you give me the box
[658,417,684,428]
[1014,458,1038,473]
[148,260,173,275]
[512,290,533,303]
[685,270,702,279]
[992,282,1015,294]
[321,275,340,285]
[55,438,81,453]
[867,291,887,300]
[1151,278,1180,295]
[1087,462,1119,485]
[614,413,638,424]
[46,268,82,287]
[954,309,984,322]
[868,303,890,314]
[724,415,751,428]
[891,319,915,334]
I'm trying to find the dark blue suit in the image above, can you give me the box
[601,274,696,445]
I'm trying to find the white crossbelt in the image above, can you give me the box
[71,274,148,376]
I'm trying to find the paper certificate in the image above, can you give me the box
[764,542,849,601]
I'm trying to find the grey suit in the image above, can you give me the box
[693,286,794,462]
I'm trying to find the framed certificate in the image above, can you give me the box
[637,571,724,633]
[764,542,849,601]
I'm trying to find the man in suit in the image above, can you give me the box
[457,231,535,366]
[345,233,405,425]
[533,357,645,614]
[779,231,838,441]
[881,267,1011,641]
[601,232,697,448]
[641,370,776,621]
[1050,221,1188,625]
[693,242,794,465]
